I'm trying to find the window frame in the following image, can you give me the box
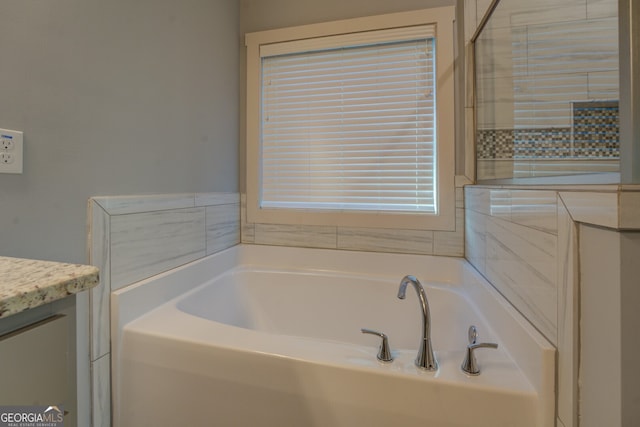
[245,6,456,231]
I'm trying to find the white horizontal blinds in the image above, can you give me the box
[260,30,437,213]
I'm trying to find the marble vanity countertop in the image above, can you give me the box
[0,256,99,318]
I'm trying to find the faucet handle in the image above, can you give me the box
[462,326,498,375]
[361,328,394,362]
[468,325,478,345]
[461,341,498,376]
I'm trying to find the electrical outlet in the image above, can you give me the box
[1,138,14,151]
[0,152,14,164]
[0,128,23,174]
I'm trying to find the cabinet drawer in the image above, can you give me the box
[0,315,68,405]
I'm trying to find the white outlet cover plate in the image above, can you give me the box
[0,128,23,174]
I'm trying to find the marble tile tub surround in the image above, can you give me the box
[464,183,640,427]
[241,177,468,257]
[465,186,565,426]
[464,184,640,341]
[0,257,98,318]
[465,187,559,342]
[87,192,240,427]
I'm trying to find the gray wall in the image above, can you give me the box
[0,0,239,263]
[239,0,460,191]
[240,0,455,32]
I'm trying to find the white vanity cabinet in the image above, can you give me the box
[0,255,99,425]
[0,315,68,405]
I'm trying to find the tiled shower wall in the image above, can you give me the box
[466,0,620,180]
[87,193,240,427]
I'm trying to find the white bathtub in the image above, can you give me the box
[112,245,555,427]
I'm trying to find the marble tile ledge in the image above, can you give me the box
[0,257,99,318]
[467,184,640,230]
[558,189,640,230]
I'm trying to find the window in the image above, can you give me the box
[245,7,456,230]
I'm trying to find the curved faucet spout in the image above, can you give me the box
[398,275,438,371]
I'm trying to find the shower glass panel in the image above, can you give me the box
[474,0,619,181]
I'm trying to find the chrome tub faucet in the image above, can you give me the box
[397,275,438,371]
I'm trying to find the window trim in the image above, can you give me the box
[245,6,456,231]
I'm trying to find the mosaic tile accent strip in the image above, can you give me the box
[477,128,573,159]
[477,101,619,159]
[513,128,573,158]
